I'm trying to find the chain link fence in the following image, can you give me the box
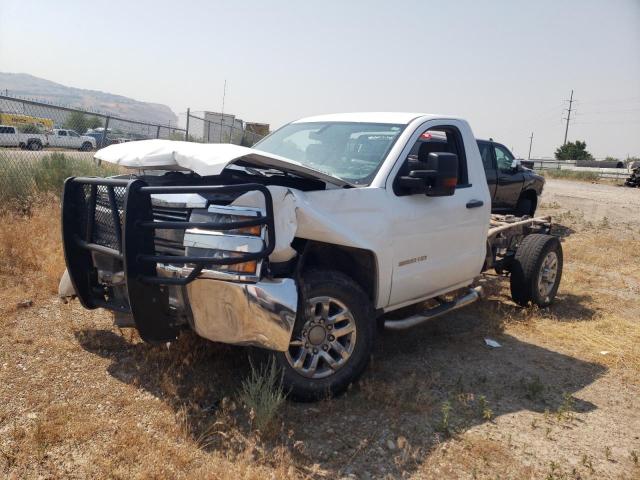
[185,109,267,146]
[0,94,268,211]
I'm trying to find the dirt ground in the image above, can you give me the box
[541,178,640,226]
[1,180,639,479]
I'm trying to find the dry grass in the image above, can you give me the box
[517,214,640,376]
[1,192,639,478]
[0,200,65,312]
[540,169,625,186]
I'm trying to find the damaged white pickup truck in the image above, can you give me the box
[60,113,562,400]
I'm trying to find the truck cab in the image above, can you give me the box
[477,139,544,216]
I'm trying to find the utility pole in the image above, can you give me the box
[528,132,534,159]
[563,89,574,145]
[220,79,227,143]
[185,107,190,141]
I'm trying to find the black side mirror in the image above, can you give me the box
[520,159,534,169]
[397,152,458,196]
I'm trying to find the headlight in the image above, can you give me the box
[190,211,262,237]
[186,247,258,276]
[226,260,258,274]
[184,205,266,279]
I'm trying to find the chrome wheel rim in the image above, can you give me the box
[537,251,558,300]
[285,296,357,379]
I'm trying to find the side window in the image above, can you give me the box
[69,131,79,137]
[58,130,67,136]
[477,142,494,172]
[395,125,469,194]
[494,145,514,172]
[0,126,14,134]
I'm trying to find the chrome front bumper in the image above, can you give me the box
[187,277,298,351]
[159,265,298,351]
[62,177,291,346]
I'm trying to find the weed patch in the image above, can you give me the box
[239,358,286,436]
[541,169,601,182]
[0,151,120,211]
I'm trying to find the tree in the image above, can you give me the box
[554,141,593,160]
[63,112,103,134]
[86,116,103,131]
[19,124,42,134]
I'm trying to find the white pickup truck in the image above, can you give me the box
[60,112,562,400]
[49,129,96,151]
[0,125,49,150]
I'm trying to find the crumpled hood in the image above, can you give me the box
[94,139,349,187]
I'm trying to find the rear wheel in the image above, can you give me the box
[27,141,42,151]
[510,234,562,307]
[275,269,374,401]
[80,142,93,151]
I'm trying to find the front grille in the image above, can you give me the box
[64,177,275,302]
[75,184,126,251]
[152,206,190,256]
[75,185,189,255]
[152,207,190,222]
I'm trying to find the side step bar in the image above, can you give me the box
[384,286,483,330]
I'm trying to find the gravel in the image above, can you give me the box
[541,179,640,225]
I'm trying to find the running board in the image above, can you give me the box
[384,286,483,330]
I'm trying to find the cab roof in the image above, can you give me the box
[291,112,450,125]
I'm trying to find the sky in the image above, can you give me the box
[1,0,639,159]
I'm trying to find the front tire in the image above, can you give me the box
[515,194,535,217]
[275,269,374,401]
[510,234,563,307]
[80,142,93,151]
[28,141,42,151]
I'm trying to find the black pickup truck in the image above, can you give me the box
[477,139,544,216]
[418,134,544,216]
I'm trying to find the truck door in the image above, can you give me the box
[386,122,490,307]
[493,143,524,211]
[68,130,82,148]
[56,130,70,148]
[477,140,497,200]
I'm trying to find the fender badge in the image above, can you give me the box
[398,255,428,267]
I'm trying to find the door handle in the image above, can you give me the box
[466,199,484,209]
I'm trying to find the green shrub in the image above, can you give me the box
[1,152,121,210]
[0,155,36,208]
[541,169,600,182]
[19,124,43,134]
[32,153,75,195]
[31,153,121,195]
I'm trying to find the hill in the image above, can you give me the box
[0,72,178,126]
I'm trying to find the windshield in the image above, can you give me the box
[253,122,405,185]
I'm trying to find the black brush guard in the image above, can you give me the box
[61,177,275,342]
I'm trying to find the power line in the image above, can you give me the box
[576,96,640,105]
[571,119,640,125]
[219,79,227,143]
[573,107,640,115]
